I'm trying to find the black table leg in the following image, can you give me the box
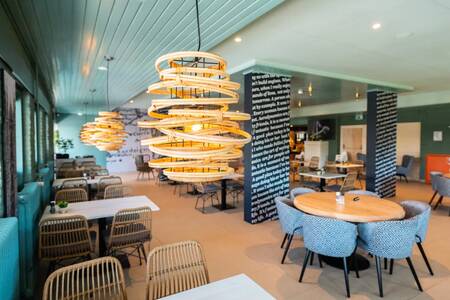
[98,217,106,256]
[320,254,370,271]
[319,178,326,192]
[213,179,236,210]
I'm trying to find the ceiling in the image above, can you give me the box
[212,0,450,96]
[4,0,283,114]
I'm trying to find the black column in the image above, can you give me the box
[366,90,397,198]
[243,72,291,224]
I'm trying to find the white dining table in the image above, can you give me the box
[40,195,160,255]
[299,171,346,191]
[160,274,275,300]
[52,176,109,188]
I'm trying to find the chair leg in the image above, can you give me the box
[429,191,437,205]
[384,257,388,270]
[141,243,147,263]
[299,249,311,282]
[404,175,409,183]
[281,234,294,264]
[343,257,351,298]
[318,255,323,268]
[389,259,394,275]
[406,257,423,292]
[375,256,384,297]
[138,245,142,265]
[434,196,443,210]
[352,254,359,278]
[310,252,314,265]
[416,242,434,276]
[281,233,288,248]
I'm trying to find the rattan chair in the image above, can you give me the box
[54,188,88,203]
[59,169,83,179]
[146,240,209,300]
[104,184,131,199]
[105,206,152,265]
[39,215,92,273]
[42,256,127,300]
[324,173,357,193]
[97,176,123,199]
[61,178,88,191]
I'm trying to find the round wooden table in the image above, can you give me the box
[294,192,405,270]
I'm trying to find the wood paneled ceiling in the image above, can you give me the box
[4,0,283,114]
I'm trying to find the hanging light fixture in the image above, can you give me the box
[80,89,97,145]
[138,0,251,183]
[91,56,127,152]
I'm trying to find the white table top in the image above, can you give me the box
[52,176,109,188]
[160,274,275,300]
[40,195,160,222]
[299,171,347,179]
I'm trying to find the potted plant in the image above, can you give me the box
[55,138,74,154]
[57,201,69,213]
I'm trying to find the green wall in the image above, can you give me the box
[292,103,450,179]
[56,113,107,166]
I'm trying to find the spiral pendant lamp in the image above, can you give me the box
[92,56,127,152]
[138,0,251,182]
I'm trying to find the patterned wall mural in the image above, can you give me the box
[366,91,398,198]
[106,108,154,173]
[244,72,291,224]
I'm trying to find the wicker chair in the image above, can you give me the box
[104,184,131,199]
[59,169,83,179]
[105,206,152,265]
[97,176,123,199]
[324,173,357,193]
[42,256,127,300]
[54,188,88,203]
[146,240,209,300]
[39,215,92,273]
[61,178,88,191]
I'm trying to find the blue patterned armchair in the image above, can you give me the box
[429,172,442,205]
[396,155,414,183]
[299,214,357,298]
[433,175,450,214]
[346,190,379,198]
[290,187,315,200]
[357,217,422,297]
[400,200,433,275]
[275,197,304,264]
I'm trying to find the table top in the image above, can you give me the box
[299,171,347,180]
[444,173,450,179]
[294,192,405,223]
[160,274,275,300]
[52,176,109,188]
[40,195,160,222]
[326,163,364,169]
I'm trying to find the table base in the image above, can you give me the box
[213,204,236,211]
[319,253,370,271]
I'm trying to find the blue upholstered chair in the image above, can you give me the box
[429,172,442,205]
[357,217,422,297]
[432,175,450,214]
[399,200,433,275]
[290,187,315,200]
[356,153,366,163]
[275,197,304,264]
[346,190,380,198]
[396,155,414,183]
[299,214,358,298]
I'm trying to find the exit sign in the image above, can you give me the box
[355,113,364,121]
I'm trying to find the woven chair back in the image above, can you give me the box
[39,215,91,261]
[146,240,209,300]
[42,256,127,300]
[104,185,131,199]
[55,188,88,203]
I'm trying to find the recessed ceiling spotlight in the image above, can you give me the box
[98,66,108,71]
[234,36,242,43]
[372,22,381,30]
[297,89,303,95]
[129,100,134,104]
[77,112,83,116]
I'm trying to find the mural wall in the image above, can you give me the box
[243,72,291,224]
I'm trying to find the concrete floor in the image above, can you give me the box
[113,172,450,299]
[37,173,449,299]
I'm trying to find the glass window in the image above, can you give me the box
[15,90,24,190]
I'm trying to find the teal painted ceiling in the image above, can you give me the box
[4,0,283,114]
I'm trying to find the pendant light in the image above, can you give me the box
[80,89,97,145]
[138,0,251,183]
[92,56,127,152]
